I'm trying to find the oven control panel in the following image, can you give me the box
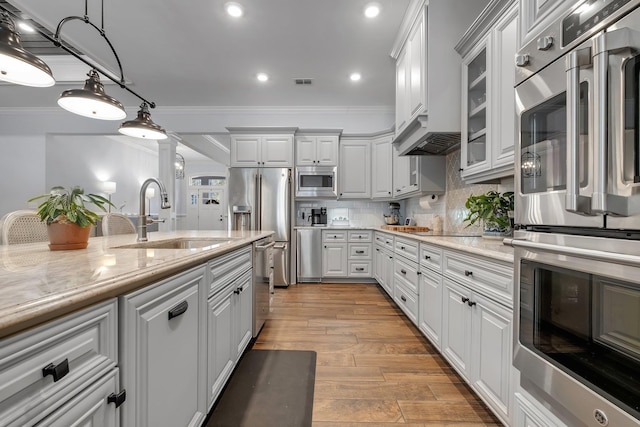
[562,0,633,46]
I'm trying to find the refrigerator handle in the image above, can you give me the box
[258,172,263,230]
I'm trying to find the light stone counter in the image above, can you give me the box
[295,226,514,263]
[0,230,273,339]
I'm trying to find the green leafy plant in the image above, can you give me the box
[28,186,114,227]
[463,190,514,232]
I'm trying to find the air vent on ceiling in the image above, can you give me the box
[294,78,313,85]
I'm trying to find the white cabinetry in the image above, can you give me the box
[295,133,339,166]
[457,1,518,183]
[518,0,574,49]
[228,128,296,167]
[418,244,443,350]
[393,237,420,326]
[322,230,373,279]
[392,145,446,199]
[440,248,513,425]
[206,246,253,409]
[339,140,371,199]
[371,134,394,199]
[322,231,348,277]
[119,266,208,427]
[374,232,394,296]
[0,300,119,427]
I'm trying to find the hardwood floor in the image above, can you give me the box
[252,283,503,426]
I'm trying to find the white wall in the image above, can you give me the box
[0,135,46,216]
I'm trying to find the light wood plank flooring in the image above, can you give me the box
[252,283,503,426]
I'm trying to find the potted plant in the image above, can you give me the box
[28,186,114,250]
[463,190,514,238]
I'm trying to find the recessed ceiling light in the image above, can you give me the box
[257,73,269,82]
[364,3,381,18]
[350,73,362,82]
[225,2,244,17]
[17,21,36,33]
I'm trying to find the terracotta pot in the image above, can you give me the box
[47,222,92,250]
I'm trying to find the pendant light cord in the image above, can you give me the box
[0,3,157,109]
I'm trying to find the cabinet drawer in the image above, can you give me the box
[374,232,394,250]
[348,261,372,277]
[0,300,118,427]
[394,237,419,262]
[393,256,419,294]
[323,231,347,242]
[348,243,372,259]
[443,250,513,307]
[419,244,443,272]
[348,230,372,242]
[393,280,418,326]
[208,246,252,297]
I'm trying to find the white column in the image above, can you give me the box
[157,138,177,231]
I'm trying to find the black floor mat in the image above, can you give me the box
[206,350,317,427]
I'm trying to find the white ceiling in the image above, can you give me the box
[3,0,412,109]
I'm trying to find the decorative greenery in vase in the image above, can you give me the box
[463,190,514,236]
[28,186,113,226]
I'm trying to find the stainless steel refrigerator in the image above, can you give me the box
[228,168,291,287]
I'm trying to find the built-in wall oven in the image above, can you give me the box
[295,166,337,198]
[514,0,640,425]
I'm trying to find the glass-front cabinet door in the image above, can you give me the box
[461,37,489,175]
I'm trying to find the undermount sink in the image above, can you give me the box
[116,238,235,249]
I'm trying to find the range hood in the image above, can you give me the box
[390,0,489,156]
[392,114,461,156]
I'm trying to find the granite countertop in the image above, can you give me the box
[295,225,513,263]
[0,230,272,339]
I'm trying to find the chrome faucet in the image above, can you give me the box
[138,177,171,242]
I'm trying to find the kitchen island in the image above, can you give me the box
[0,230,272,339]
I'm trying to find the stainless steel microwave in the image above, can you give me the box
[295,166,336,198]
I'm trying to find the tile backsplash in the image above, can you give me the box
[295,149,514,231]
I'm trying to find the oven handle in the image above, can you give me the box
[510,238,640,265]
[591,28,640,214]
[565,47,593,215]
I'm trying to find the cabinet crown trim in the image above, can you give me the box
[454,0,516,57]
[226,126,298,134]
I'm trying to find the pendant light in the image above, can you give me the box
[119,103,167,140]
[0,12,55,87]
[58,69,126,120]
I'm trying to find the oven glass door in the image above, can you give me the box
[515,41,602,228]
[520,259,640,419]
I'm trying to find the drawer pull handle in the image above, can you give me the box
[108,390,127,408]
[417,271,422,275]
[43,358,69,382]
[400,295,407,302]
[401,246,405,250]
[464,270,473,277]
[234,285,244,295]
[168,301,189,320]
[358,235,362,239]
[461,297,470,303]
[424,255,431,260]
[400,269,407,275]
[356,267,365,271]
[356,250,365,254]
[467,300,477,307]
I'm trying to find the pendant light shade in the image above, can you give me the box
[58,69,126,120]
[119,103,167,140]
[0,13,55,87]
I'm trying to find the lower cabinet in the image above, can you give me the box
[119,266,208,427]
[374,245,394,296]
[418,267,443,350]
[442,278,513,424]
[207,270,252,408]
[36,368,120,427]
[322,230,373,279]
[0,299,118,427]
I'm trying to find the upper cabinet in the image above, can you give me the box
[295,131,340,166]
[392,145,446,199]
[228,127,297,167]
[456,0,519,183]
[371,134,394,199]
[391,0,491,156]
[338,139,371,199]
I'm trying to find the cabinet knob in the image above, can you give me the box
[459,168,464,172]
[358,235,362,239]
[464,270,473,277]
[401,246,405,250]
[42,358,69,382]
[417,271,421,275]
[400,269,407,275]
[388,191,391,195]
[108,390,127,408]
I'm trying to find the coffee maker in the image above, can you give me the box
[311,208,327,226]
